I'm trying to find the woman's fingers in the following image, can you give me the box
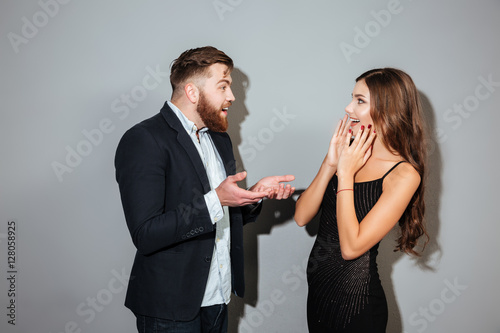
[358,125,376,153]
[340,115,351,136]
[354,125,374,148]
[333,118,343,137]
[356,125,370,151]
[362,131,375,163]
[348,124,363,149]
[344,127,352,146]
[344,124,377,157]
[362,126,377,151]
[333,115,350,139]
[362,145,372,164]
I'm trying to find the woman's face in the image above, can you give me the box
[345,79,374,136]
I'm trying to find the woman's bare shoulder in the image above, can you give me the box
[385,161,421,190]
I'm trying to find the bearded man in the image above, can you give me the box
[115,46,294,333]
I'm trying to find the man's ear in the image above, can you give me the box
[184,83,199,104]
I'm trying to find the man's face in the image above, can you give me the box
[196,63,235,132]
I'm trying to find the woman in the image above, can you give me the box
[294,68,428,332]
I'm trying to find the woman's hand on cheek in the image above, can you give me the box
[337,125,377,179]
[325,114,352,168]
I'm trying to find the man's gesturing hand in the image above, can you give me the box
[249,175,296,200]
[216,171,271,207]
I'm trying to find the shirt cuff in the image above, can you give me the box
[205,189,224,224]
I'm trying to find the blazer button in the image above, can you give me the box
[204,256,211,263]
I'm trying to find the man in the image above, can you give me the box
[115,46,295,333]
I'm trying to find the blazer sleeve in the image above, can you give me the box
[115,125,214,255]
[241,202,263,225]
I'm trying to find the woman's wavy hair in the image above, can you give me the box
[357,68,429,256]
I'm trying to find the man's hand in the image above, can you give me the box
[216,171,271,207]
[249,175,296,200]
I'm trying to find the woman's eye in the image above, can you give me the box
[357,99,364,104]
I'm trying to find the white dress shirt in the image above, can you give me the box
[168,101,231,306]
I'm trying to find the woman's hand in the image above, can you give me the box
[294,115,352,226]
[337,125,377,179]
[325,115,352,168]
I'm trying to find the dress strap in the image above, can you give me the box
[381,161,406,179]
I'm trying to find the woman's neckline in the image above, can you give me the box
[334,161,406,184]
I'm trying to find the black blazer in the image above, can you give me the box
[115,102,261,320]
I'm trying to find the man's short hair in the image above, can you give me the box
[170,46,233,96]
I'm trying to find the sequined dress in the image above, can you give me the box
[306,162,404,332]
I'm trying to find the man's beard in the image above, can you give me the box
[197,91,229,132]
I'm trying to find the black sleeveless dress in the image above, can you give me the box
[306,162,405,333]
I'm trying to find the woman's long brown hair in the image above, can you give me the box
[357,68,429,256]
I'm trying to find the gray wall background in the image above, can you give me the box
[1,0,499,332]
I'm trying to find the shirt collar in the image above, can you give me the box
[167,101,208,135]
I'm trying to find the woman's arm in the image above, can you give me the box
[336,128,420,260]
[337,164,420,259]
[294,115,351,226]
[294,157,336,226]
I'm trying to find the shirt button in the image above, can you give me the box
[220,264,223,268]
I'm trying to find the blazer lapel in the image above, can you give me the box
[160,102,211,193]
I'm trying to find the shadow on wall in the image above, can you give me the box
[226,68,305,332]
[376,91,443,332]
[225,68,249,177]
[417,92,443,272]
[225,67,250,332]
